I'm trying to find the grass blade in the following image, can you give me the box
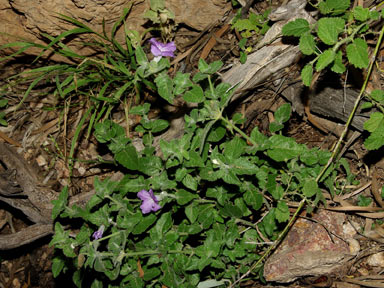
[34,28,89,62]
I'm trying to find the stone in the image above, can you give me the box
[264,210,356,283]
[0,0,229,60]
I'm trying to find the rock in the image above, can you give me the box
[264,210,357,283]
[0,0,229,60]
[367,252,384,267]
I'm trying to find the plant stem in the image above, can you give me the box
[235,218,258,229]
[316,23,384,183]
[220,117,258,147]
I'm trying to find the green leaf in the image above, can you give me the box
[94,120,125,143]
[0,99,7,107]
[76,226,92,245]
[275,201,290,223]
[192,71,208,82]
[115,144,139,170]
[353,6,369,21]
[357,195,372,206]
[299,33,316,55]
[142,9,159,22]
[363,113,384,150]
[94,177,116,198]
[182,174,198,190]
[232,18,254,31]
[118,176,147,193]
[135,46,148,65]
[129,103,151,115]
[138,156,163,175]
[232,157,259,175]
[173,72,193,95]
[370,10,380,21]
[133,214,157,234]
[331,50,346,73]
[346,38,369,69]
[260,209,276,237]
[86,204,109,226]
[364,112,384,132]
[90,279,104,288]
[117,212,142,231]
[143,267,161,281]
[147,57,170,76]
[52,256,65,278]
[282,18,310,37]
[161,261,182,287]
[267,174,284,200]
[361,102,373,110]
[240,51,247,64]
[269,122,284,133]
[150,119,169,133]
[197,279,227,288]
[185,151,205,167]
[0,117,7,127]
[183,85,205,103]
[301,64,313,87]
[364,131,384,150]
[370,90,384,104]
[274,103,291,124]
[151,172,176,190]
[316,49,335,71]
[175,189,198,205]
[220,203,243,218]
[185,203,198,223]
[154,212,172,236]
[319,0,350,15]
[300,149,319,166]
[303,178,319,197]
[267,135,305,162]
[206,187,228,205]
[155,72,174,104]
[198,58,223,74]
[216,82,234,105]
[125,275,145,287]
[244,190,263,210]
[223,136,245,159]
[150,0,165,11]
[207,125,226,142]
[317,17,345,45]
[51,186,69,220]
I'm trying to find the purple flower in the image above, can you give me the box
[92,225,105,240]
[149,38,176,58]
[137,189,161,214]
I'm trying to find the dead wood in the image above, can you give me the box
[0,224,52,250]
[0,143,57,249]
[281,83,371,132]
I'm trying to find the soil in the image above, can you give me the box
[1,0,384,287]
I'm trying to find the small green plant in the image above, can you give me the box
[357,194,372,206]
[232,9,271,63]
[282,0,380,86]
[142,0,176,40]
[0,94,7,126]
[361,89,384,150]
[232,10,271,39]
[50,57,354,287]
[282,1,384,151]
